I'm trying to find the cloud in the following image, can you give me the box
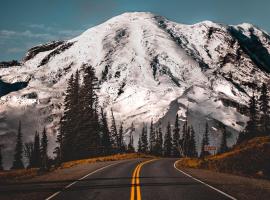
[7,47,25,53]
[26,24,53,32]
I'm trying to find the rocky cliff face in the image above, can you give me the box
[1,12,270,168]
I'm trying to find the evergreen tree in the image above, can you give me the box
[149,119,155,154]
[188,126,197,157]
[32,131,41,167]
[219,126,229,154]
[127,123,135,152]
[238,92,259,143]
[110,108,118,150]
[137,137,142,153]
[200,122,210,158]
[12,121,24,169]
[100,108,112,155]
[164,122,172,157]
[54,117,64,165]
[24,142,34,168]
[182,124,190,157]
[0,145,3,170]
[75,64,100,158]
[172,114,181,157]
[259,83,270,136]
[157,124,163,156]
[118,122,125,152]
[141,124,148,153]
[61,74,76,161]
[40,127,48,171]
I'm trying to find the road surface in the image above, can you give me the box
[44,158,235,200]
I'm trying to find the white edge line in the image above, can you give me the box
[173,161,237,200]
[45,162,121,200]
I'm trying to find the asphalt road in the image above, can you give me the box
[44,158,235,200]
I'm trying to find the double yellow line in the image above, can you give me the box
[130,159,157,200]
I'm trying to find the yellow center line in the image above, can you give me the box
[130,159,158,200]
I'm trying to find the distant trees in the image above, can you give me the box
[127,123,135,152]
[219,126,229,154]
[40,128,48,171]
[172,114,181,157]
[259,83,270,136]
[12,121,24,169]
[237,83,270,143]
[200,122,210,158]
[164,122,172,157]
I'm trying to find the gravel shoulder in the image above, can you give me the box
[176,162,270,200]
[0,159,132,200]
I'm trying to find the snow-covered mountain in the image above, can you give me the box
[1,12,270,168]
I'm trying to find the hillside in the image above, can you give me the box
[176,136,270,179]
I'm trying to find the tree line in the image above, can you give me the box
[54,64,136,165]
[1,120,50,170]
[237,83,270,143]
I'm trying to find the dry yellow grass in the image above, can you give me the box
[60,153,155,169]
[0,168,39,183]
[176,136,270,179]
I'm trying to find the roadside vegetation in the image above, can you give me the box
[176,83,270,179]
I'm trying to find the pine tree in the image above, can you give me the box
[32,131,41,168]
[149,119,155,154]
[238,92,259,143]
[110,108,118,150]
[137,137,142,153]
[118,122,125,152]
[40,127,48,171]
[188,126,197,157]
[141,124,148,153]
[219,126,229,154]
[128,123,135,152]
[61,74,76,161]
[75,64,100,158]
[54,117,64,165]
[164,122,172,157]
[157,124,163,156]
[0,145,3,170]
[12,121,24,169]
[259,83,270,136]
[100,108,112,155]
[23,142,34,168]
[172,114,181,157]
[200,122,210,158]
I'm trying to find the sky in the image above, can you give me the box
[1,0,270,61]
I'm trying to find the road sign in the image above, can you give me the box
[204,145,217,151]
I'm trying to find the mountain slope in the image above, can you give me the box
[1,12,270,168]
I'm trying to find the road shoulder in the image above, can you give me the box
[175,161,270,200]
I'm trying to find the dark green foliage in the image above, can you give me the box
[149,119,155,154]
[24,142,34,168]
[118,122,125,152]
[32,132,41,167]
[219,126,229,154]
[164,122,172,157]
[74,65,100,159]
[12,121,24,169]
[172,114,181,157]
[188,126,197,157]
[40,127,48,171]
[127,123,135,152]
[137,137,142,153]
[54,117,64,165]
[237,93,259,143]
[259,83,270,135]
[141,124,148,153]
[200,122,210,158]
[100,108,112,154]
[110,108,118,149]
